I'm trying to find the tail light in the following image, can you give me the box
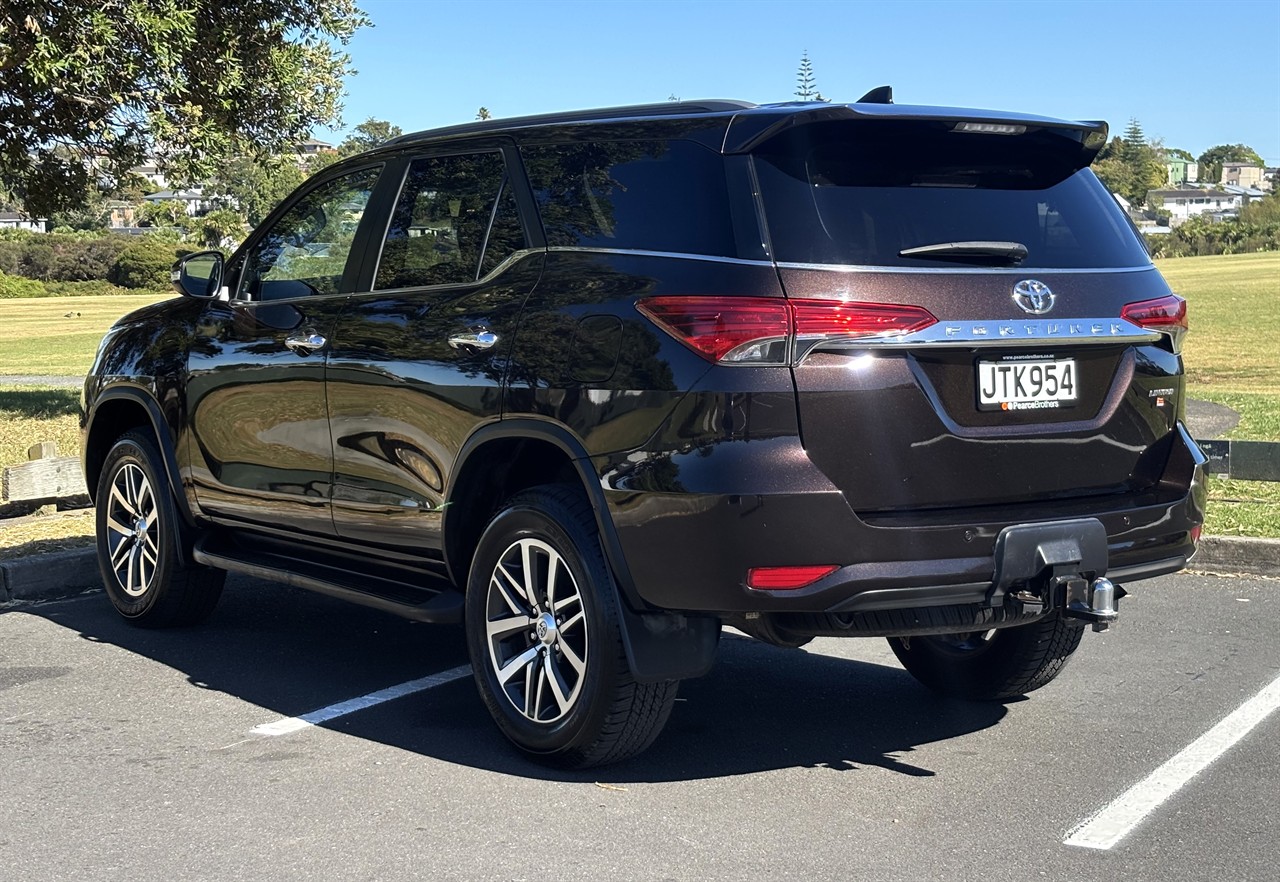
[636,296,937,365]
[1122,294,1187,352]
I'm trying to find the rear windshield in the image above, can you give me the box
[753,120,1150,269]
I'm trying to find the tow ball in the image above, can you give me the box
[1013,575,1125,632]
[1059,576,1124,632]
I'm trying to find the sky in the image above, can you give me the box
[323,0,1280,165]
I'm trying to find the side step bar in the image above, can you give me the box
[192,537,464,625]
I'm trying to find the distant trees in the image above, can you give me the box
[795,51,830,102]
[476,107,492,121]
[338,118,404,158]
[1197,144,1266,186]
[1092,118,1166,206]
[0,0,369,217]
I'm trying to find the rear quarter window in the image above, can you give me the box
[753,120,1151,270]
[522,140,737,258]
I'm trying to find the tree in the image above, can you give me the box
[1091,121,1165,206]
[0,0,368,217]
[207,155,305,227]
[476,107,492,121]
[795,51,830,102]
[1166,148,1195,162]
[338,118,404,158]
[1197,143,1265,186]
[197,208,249,249]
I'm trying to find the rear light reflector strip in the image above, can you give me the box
[747,565,840,590]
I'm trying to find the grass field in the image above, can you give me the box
[0,292,170,376]
[0,254,1276,544]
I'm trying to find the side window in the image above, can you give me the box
[240,166,382,301]
[375,151,521,289]
[521,140,737,257]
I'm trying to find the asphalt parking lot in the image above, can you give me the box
[2,570,1277,882]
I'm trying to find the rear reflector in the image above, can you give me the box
[747,565,840,590]
[637,296,937,365]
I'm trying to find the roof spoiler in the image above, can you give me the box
[724,103,1110,163]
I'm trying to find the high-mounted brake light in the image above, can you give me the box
[1122,294,1188,352]
[953,122,1026,135]
[747,565,840,590]
[636,296,938,365]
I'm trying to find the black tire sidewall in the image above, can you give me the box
[95,433,179,619]
[465,496,624,757]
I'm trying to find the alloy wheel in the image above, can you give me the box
[484,537,589,723]
[104,463,160,598]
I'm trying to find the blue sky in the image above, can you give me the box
[326,0,1280,164]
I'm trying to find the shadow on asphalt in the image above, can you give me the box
[14,574,1007,783]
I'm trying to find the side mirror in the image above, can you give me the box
[172,251,225,299]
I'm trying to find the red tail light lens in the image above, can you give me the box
[1122,294,1187,331]
[747,565,840,590]
[636,296,938,364]
[791,299,937,339]
[636,296,790,363]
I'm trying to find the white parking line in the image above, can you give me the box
[251,665,473,737]
[1065,669,1280,850]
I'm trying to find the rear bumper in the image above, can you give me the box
[601,423,1206,615]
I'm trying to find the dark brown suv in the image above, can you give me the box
[82,93,1206,767]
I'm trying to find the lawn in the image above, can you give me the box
[1158,252,1280,538]
[0,291,171,376]
[0,254,1277,545]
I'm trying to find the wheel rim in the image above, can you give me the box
[484,537,588,724]
[105,463,160,598]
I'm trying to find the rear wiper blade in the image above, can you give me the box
[899,240,1028,264]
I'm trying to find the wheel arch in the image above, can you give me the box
[446,419,721,684]
[84,385,194,527]
[444,419,638,605]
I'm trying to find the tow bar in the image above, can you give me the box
[990,518,1125,632]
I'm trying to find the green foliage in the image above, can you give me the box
[197,209,248,248]
[0,270,46,298]
[1091,123,1167,206]
[1166,147,1195,162]
[1145,215,1280,258]
[1197,143,1264,186]
[338,118,404,158]
[109,240,184,289]
[0,0,369,217]
[794,51,830,102]
[207,155,306,227]
[476,107,492,121]
[1239,192,1280,224]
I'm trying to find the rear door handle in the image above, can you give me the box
[447,330,498,350]
[284,331,327,355]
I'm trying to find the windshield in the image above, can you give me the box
[752,120,1150,269]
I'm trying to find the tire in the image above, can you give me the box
[95,430,224,627]
[464,484,678,769]
[887,611,1086,700]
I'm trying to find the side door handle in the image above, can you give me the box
[447,330,498,351]
[284,331,327,355]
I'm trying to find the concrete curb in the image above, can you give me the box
[1191,536,1280,577]
[0,547,100,604]
[1,536,1277,605]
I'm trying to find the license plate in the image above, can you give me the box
[976,358,1077,411]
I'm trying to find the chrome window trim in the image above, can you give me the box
[356,247,543,297]
[543,245,1156,275]
[774,261,1157,275]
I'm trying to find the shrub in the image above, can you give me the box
[0,271,48,298]
[110,239,181,289]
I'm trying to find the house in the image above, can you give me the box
[142,187,217,216]
[1147,188,1243,226]
[127,161,168,190]
[1220,162,1265,189]
[0,211,45,232]
[1166,158,1198,185]
[297,138,335,157]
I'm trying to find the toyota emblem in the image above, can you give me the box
[1012,279,1055,315]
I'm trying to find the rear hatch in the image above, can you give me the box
[748,111,1187,514]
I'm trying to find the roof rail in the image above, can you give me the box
[386,100,757,147]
